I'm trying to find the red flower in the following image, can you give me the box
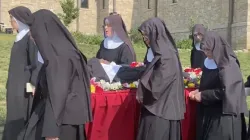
[194,68,202,75]
[130,62,139,68]
[184,68,193,72]
[95,85,104,93]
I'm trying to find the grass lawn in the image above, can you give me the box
[0,34,250,134]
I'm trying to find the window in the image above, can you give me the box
[81,0,88,8]
[172,0,177,3]
[148,0,151,9]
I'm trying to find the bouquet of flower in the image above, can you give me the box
[123,81,139,89]
[90,77,123,92]
[130,62,144,68]
[183,68,202,88]
[99,80,123,91]
[90,78,103,93]
[90,77,141,93]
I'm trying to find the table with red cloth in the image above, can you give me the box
[181,88,197,140]
[85,89,140,140]
[85,88,197,140]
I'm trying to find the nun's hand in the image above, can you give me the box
[45,137,59,140]
[137,62,144,67]
[136,95,142,104]
[32,87,36,96]
[194,92,201,102]
[99,59,110,64]
[189,89,199,101]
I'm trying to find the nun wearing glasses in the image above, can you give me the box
[96,14,136,65]
[190,24,206,68]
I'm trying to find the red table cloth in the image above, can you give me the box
[85,89,140,140]
[181,88,197,140]
[85,89,197,140]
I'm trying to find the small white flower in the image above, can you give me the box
[189,72,197,79]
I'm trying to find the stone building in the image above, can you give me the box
[0,0,249,49]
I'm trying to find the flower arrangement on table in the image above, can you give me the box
[90,61,144,93]
[130,62,144,68]
[90,77,139,93]
[122,81,139,89]
[183,68,202,88]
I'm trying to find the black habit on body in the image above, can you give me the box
[20,9,92,140]
[96,15,136,64]
[3,6,40,140]
[190,24,206,68]
[196,63,247,140]
[136,17,185,140]
[245,75,250,87]
[196,31,248,140]
[201,31,247,115]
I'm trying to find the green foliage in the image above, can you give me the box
[129,27,193,49]
[71,31,103,45]
[129,28,144,45]
[58,0,79,27]
[176,39,193,49]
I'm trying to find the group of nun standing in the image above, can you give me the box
[3,5,250,140]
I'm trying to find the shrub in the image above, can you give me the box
[71,30,193,50]
[176,39,193,49]
[72,31,103,45]
[129,28,144,45]
[129,27,193,49]
[58,0,79,27]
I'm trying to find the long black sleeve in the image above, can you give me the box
[96,41,104,59]
[201,89,223,105]
[120,45,134,64]
[27,38,41,86]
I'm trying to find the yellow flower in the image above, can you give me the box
[183,79,188,84]
[90,84,95,93]
[129,83,136,88]
[188,83,195,88]
[197,80,200,85]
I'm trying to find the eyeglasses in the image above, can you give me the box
[102,24,111,28]
[193,32,202,37]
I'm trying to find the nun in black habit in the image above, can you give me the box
[245,75,250,87]
[3,6,40,140]
[189,31,247,140]
[20,9,92,140]
[136,17,185,140]
[96,14,136,65]
[190,24,206,68]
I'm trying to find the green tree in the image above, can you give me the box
[58,0,79,27]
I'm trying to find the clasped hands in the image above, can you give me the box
[188,89,201,102]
